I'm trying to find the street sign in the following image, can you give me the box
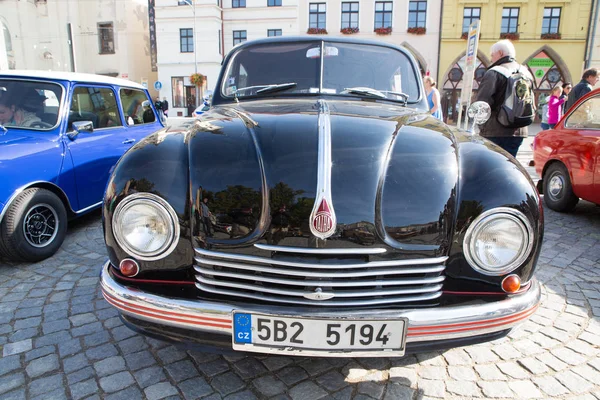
[154,81,163,91]
[457,20,481,130]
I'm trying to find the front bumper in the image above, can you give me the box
[101,261,541,357]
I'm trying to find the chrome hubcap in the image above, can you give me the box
[548,174,564,200]
[23,204,59,248]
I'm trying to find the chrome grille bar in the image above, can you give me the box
[254,243,387,254]
[194,258,444,278]
[195,248,447,270]
[195,266,445,287]
[196,283,443,306]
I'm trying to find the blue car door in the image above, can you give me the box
[64,85,133,210]
[118,87,163,144]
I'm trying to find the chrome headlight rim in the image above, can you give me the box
[463,207,535,276]
[112,193,180,261]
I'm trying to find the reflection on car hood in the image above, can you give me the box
[188,98,458,257]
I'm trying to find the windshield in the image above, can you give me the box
[222,41,420,103]
[0,79,63,130]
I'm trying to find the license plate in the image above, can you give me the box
[232,312,407,356]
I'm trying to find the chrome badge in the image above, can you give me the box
[303,287,335,301]
[310,100,337,240]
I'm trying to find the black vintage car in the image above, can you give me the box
[101,37,543,357]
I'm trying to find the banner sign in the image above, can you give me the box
[148,0,157,72]
[458,20,481,130]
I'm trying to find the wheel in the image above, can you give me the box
[0,188,68,262]
[543,163,579,212]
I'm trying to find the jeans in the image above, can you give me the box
[486,136,524,158]
[541,122,550,130]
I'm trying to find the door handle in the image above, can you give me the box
[122,139,136,144]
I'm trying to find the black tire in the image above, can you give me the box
[543,163,579,212]
[0,188,68,262]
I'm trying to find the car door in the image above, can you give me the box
[562,94,600,203]
[64,84,132,210]
[119,87,163,144]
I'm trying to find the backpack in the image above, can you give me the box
[490,65,536,128]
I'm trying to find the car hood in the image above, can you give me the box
[188,98,458,257]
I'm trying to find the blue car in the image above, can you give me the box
[0,71,164,261]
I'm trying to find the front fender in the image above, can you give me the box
[104,128,193,272]
[446,133,543,291]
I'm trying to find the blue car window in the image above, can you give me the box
[120,88,155,125]
[0,79,63,130]
[68,86,121,130]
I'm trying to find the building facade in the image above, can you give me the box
[440,0,594,124]
[155,0,441,116]
[0,0,158,96]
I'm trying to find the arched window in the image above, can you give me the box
[441,54,488,123]
[1,20,15,69]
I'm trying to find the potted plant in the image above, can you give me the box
[340,27,359,35]
[541,32,561,40]
[374,27,392,35]
[307,28,328,34]
[190,73,205,87]
[500,32,520,40]
[407,27,426,35]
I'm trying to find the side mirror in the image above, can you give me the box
[68,121,93,140]
[467,101,491,132]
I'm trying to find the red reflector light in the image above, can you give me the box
[502,275,521,293]
[119,259,139,277]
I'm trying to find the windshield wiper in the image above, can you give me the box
[255,82,297,94]
[342,87,409,105]
[342,87,387,99]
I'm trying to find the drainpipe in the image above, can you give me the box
[585,0,599,69]
[221,0,225,62]
[436,0,444,84]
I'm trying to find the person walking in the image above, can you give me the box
[561,82,572,115]
[475,40,534,158]
[162,97,169,117]
[423,76,443,121]
[565,68,599,111]
[547,86,566,129]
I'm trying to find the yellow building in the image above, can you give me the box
[439,0,594,123]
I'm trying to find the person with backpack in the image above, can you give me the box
[475,40,535,158]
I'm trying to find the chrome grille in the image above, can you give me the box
[194,246,447,307]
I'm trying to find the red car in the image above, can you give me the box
[534,88,600,212]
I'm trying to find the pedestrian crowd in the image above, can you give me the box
[154,96,169,117]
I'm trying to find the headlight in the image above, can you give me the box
[464,208,534,276]
[112,193,180,261]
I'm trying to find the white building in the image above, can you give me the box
[155,0,440,117]
[0,0,158,97]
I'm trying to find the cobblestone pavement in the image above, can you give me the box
[2,148,600,399]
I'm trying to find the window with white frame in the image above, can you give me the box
[180,28,193,53]
[268,0,281,6]
[342,2,359,29]
[501,8,519,33]
[462,7,480,33]
[374,2,392,29]
[542,8,561,34]
[309,3,326,30]
[233,30,247,45]
[408,1,427,28]
[232,0,245,8]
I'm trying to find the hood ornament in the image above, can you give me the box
[310,100,337,240]
[303,287,335,301]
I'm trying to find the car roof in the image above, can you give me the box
[231,35,410,53]
[0,70,146,90]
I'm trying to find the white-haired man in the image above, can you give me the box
[475,40,531,157]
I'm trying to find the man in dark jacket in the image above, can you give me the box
[476,40,531,158]
[565,68,598,112]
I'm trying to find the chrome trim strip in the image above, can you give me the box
[194,258,445,277]
[75,201,103,215]
[195,247,447,269]
[101,261,542,355]
[195,267,445,287]
[309,99,337,239]
[196,283,442,306]
[253,243,387,254]
[196,275,443,298]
